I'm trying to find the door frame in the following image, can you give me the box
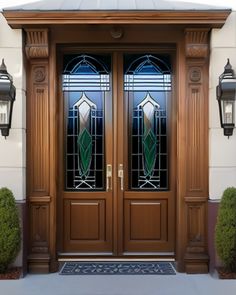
[24,24,209,273]
[56,48,177,257]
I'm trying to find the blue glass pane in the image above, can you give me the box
[136,64,160,74]
[74,64,98,74]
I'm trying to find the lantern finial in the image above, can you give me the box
[224,58,234,75]
[0,59,7,74]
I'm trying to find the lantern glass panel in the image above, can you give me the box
[0,100,10,124]
[223,100,235,124]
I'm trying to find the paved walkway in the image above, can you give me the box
[1,271,236,295]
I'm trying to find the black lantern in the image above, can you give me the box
[216,59,236,137]
[0,59,16,138]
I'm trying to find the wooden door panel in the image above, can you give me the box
[69,201,104,240]
[64,195,112,252]
[124,197,174,252]
[128,201,163,240]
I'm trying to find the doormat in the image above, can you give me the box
[59,262,176,275]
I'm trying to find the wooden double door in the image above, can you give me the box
[59,50,176,256]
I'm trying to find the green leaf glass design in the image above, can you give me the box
[143,129,157,176]
[78,128,92,176]
[138,93,159,177]
[74,92,96,179]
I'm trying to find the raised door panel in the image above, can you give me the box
[64,197,111,252]
[124,194,173,252]
[130,201,162,240]
[30,203,50,253]
[70,201,104,240]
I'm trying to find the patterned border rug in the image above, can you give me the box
[59,262,176,275]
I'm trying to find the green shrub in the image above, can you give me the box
[0,187,21,273]
[215,187,236,272]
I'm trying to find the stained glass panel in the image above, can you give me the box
[124,54,171,190]
[63,54,110,190]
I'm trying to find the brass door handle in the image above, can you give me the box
[118,164,124,191]
[106,164,112,191]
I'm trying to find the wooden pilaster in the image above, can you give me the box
[25,28,56,273]
[184,28,210,273]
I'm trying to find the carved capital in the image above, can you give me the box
[185,29,209,58]
[25,29,49,59]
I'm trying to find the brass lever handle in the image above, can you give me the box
[118,164,124,191]
[106,164,112,191]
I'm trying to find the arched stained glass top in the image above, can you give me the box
[124,54,171,91]
[63,54,111,91]
[63,54,110,75]
[125,54,171,75]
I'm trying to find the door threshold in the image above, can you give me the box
[58,252,114,257]
[122,252,175,256]
[58,251,175,262]
[58,257,175,262]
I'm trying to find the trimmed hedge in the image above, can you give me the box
[215,187,236,272]
[0,187,21,273]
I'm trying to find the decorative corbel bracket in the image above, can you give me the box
[185,28,210,58]
[25,29,49,59]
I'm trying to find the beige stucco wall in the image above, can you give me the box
[209,11,236,199]
[0,13,26,201]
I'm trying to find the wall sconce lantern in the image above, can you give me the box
[0,59,16,138]
[217,59,236,137]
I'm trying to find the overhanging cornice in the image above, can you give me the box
[2,10,231,29]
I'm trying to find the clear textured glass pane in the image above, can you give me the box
[223,101,234,124]
[0,101,9,124]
